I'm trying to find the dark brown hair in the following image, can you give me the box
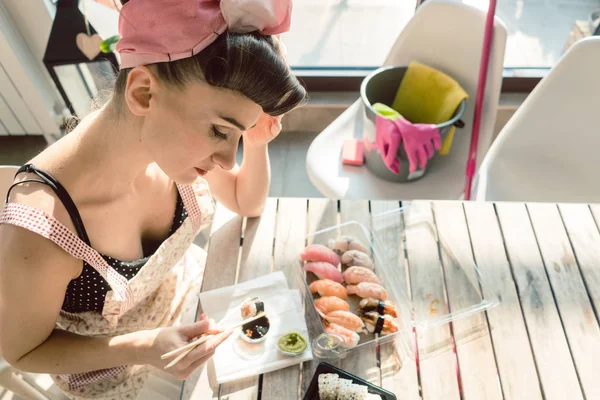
[113,1,307,116]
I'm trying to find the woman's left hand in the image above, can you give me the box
[243,113,283,147]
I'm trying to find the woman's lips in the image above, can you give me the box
[195,167,207,176]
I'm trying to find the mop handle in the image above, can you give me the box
[464,0,497,200]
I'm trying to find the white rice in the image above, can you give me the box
[318,373,340,400]
[338,382,369,400]
[365,394,383,400]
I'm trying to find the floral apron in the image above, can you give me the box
[0,179,215,399]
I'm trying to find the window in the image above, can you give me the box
[283,0,418,68]
[461,0,599,70]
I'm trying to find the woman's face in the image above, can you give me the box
[132,70,262,184]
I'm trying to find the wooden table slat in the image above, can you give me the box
[261,198,308,400]
[301,198,340,396]
[338,200,380,385]
[463,202,543,400]
[528,203,600,399]
[404,201,460,400]
[218,198,279,399]
[560,204,600,325]
[495,202,583,400]
[182,203,245,400]
[432,202,501,400]
[370,201,420,400]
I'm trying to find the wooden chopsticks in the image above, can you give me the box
[161,312,267,369]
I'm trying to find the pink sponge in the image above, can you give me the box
[342,139,364,166]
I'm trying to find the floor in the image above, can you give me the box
[0,132,324,198]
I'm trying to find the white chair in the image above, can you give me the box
[0,165,53,400]
[474,36,600,203]
[306,0,507,200]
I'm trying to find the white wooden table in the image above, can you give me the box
[181,199,600,400]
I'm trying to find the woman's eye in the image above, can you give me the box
[211,126,228,141]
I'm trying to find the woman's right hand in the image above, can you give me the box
[137,314,232,380]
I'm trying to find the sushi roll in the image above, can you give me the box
[240,314,270,343]
[336,379,354,399]
[240,297,264,319]
[318,373,340,400]
[338,382,368,400]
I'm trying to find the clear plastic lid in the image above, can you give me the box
[369,203,498,329]
[298,202,498,362]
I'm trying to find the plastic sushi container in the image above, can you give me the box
[303,362,397,400]
[296,202,499,363]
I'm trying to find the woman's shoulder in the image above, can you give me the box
[1,173,83,279]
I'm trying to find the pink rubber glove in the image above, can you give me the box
[394,117,441,173]
[375,114,403,174]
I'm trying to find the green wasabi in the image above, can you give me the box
[277,331,307,355]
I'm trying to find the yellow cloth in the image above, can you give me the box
[391,61,468,155]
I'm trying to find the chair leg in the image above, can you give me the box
[0,368,49,400]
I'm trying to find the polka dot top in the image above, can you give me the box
[61,193,188,313]
[7,164,188,315]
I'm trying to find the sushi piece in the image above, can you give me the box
[361,312,399,335]
[338,382,368,400]
[346,282,388,301]
[359,297,398,318]
[309,279,348,300]
[315,296,351,314]
[304,262,343,283]
[322,310,364,332]
[318,373,340,400]
[328,236,369,256]
[343,267,381,285]
[336,379,354,399]
[366,394,382,400]
[323,323,360,349]
[240,297,264,319]
[301,244,341,266]
[240,314,270,343]
[341,250,374,269]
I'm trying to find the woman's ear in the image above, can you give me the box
[124,66,158,117]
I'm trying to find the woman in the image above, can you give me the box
[0,0,306,399]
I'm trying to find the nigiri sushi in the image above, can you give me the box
[315,296,350,314]
[321,310,364,332]
[309,279,347,300]
[361,311,399,335]
[359,297,398,318]
[328,235,369,255]
[346,282,388,300]
[300,244,341,266]
[323,322,360,349]
[341,250,374,269]
[303,261,343,283]
[343,266,381,285]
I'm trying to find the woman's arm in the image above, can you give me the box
[203,140,270,218]
[205,114,281,218]
[0,224,229,379]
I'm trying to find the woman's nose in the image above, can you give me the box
[213,141,239,171]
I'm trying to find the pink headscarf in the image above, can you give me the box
[116,0,292,69]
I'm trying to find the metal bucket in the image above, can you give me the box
[361,66,467,182]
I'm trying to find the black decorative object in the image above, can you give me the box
[43,0,119,116]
